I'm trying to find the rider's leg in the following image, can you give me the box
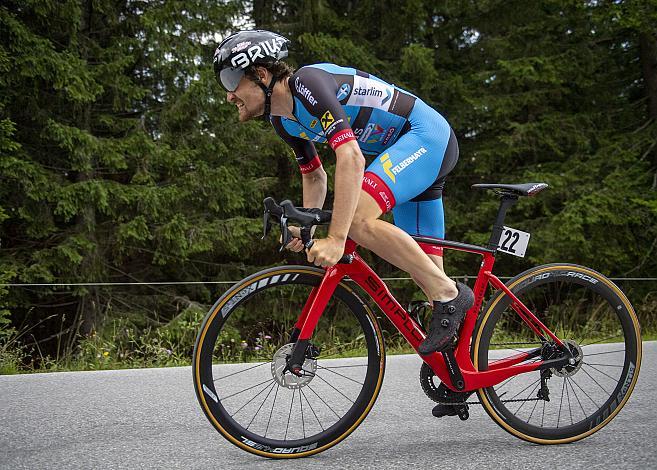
[393,197,452,299]
[348,192,457,302]
[410,254,449,301]
[357,101,472,354]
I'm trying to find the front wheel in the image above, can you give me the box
[193,266,385,458]
[473,263,641,444]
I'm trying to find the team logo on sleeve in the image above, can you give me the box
[320,111,335,130]
[336,83,351,101]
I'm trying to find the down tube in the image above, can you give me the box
[345,260,454,387]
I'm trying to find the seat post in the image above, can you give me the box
[487,194,518,250]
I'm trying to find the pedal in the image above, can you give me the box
[407,300,432,329]
[456,404,469,421]
[432,403,459,418]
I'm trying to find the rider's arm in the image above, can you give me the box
[271,115,326,209]
[289,67,363,241]
[329,140,365,243]
[290,66,365,243]
[302,166,327,209]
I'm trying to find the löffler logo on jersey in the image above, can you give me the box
[294,77,318,106]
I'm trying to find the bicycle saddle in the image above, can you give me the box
[471,182,548,197]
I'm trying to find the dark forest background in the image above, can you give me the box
[1,0,656,372]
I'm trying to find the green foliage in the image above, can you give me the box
[1,0,655,372]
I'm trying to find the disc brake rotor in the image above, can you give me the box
[271,343,317,389]
[551,339,583,378]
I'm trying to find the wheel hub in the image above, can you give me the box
[271,343,317,389]
[551,339,583,378]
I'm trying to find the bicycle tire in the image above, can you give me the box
[193,265,385,458]
[473,263,641,444]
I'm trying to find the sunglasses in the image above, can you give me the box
[219,67,245,92]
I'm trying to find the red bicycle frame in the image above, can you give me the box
[291,239,566,392]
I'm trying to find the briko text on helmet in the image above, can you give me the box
[230,38,286,69]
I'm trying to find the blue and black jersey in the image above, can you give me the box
[271,63,417,173]
[270,62,459,252]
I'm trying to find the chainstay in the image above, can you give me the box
[437,397,546,406]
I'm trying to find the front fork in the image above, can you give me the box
[285,265,344,375]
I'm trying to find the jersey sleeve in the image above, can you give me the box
[270,116,322,174]
[290,66,356,151]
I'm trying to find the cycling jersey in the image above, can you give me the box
[270,63,459,255]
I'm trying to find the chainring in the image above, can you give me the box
[420,362,475,403]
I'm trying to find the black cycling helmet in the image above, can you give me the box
[213,30,290,118]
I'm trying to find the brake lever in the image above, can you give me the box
[279,215,290,251]
[262,211,271,239]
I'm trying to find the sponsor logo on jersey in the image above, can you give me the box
[363,175,378,190]
[330,129,355,150]
[353,86,382,97]
[390,147,427,177]
[294,77,318,106]
[336,83,351,101]
[228,37,286,69]
[381,88,392,106]
[379,191,392,211]
[347,76,395,111]
[324,119,343,136]
[360,123,385,144]
[309,119,318,128]
[367,124,385,143]
[320,110,335,130]
[380,153,395,183]
[382,127,396,145]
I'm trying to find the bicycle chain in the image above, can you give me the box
[435,397,545,406]
[421,362,547,407]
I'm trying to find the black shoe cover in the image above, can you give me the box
[418,282,474,355]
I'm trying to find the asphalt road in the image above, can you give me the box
[2,342,656,469]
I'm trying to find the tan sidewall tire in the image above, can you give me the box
[473,263,642,444]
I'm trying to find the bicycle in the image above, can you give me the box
[193,182,642,458]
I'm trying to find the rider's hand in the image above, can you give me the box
[280,226,304,252]
[307,235,345,267]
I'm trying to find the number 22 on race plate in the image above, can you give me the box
[498,226,530,257]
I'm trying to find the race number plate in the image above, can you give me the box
[498,226,530,257]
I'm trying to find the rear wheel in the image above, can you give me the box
[193,266,385,458]
[473,263,641,443]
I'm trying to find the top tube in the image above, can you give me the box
[411,236,495,255]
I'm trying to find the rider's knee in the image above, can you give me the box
[348,214,378,241]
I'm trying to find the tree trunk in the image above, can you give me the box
[638,30,657,189]
[253,0,274,29]
[639,31,657,120]
[76,0,101,336]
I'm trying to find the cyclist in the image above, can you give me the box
[213,30,474,374]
